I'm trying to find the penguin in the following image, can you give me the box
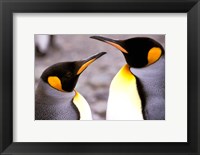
[35,35,54,56]
[35,52,106,120]
[90,36,165,120]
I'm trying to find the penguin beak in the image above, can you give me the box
[90,36,128,54]
[76,52,106,75]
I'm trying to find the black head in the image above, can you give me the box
[41,52,106,92]
[90,36,164,68]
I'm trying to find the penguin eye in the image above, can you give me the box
[65,71,72,78]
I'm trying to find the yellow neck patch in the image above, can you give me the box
[147,47,162,65]
[48,76,64,92]
[106,41,128,54]
[77,59,95,75]
[112,64,136,90]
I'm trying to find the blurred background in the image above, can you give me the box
[35,34,165,120]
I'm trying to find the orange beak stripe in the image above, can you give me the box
[77,58,96,75]
[106,41,128,54]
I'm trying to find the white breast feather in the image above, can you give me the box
[106,64,144,120]
[73,91,93,120]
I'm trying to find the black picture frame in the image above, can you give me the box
[0,0,199,154]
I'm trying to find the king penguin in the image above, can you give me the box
[35,52,106,120]
[90,36,165,120]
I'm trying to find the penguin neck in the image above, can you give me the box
[130,56,165,97]
[130,56,165,81]
[130,55,165,110]
[36,79,75,105]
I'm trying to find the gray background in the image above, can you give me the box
[35,34,165,120]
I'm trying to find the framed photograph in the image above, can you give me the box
[1,0,199,154]
[34,34,165,121]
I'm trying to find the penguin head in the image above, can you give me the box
[40,52,106,92]
[90,36,164,68]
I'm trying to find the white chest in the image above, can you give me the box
[73,91,93,120]
[106,65,144,120]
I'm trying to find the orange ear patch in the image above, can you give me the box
[48,76,64,92]
[147,47,162,65]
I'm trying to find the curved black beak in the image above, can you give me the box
[90,36,119,44]
[90,36,128,54]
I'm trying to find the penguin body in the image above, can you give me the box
[36,80,77,120]
[130,55,165,120]
[91,36,165,120]
[35,52,106,120]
